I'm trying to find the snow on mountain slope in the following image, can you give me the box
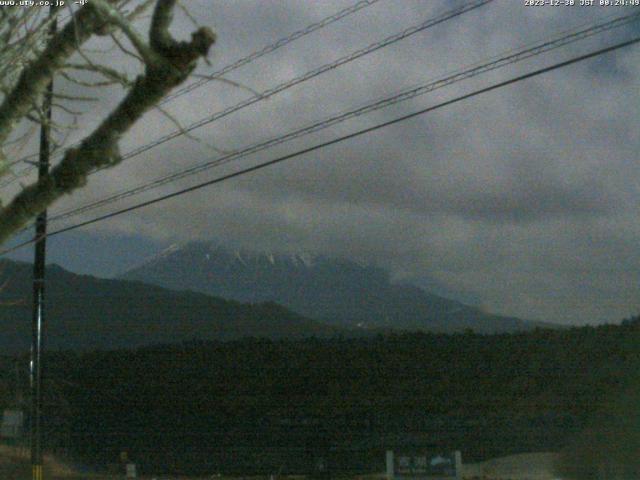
[120,242,554,334]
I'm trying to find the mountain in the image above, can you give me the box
[120,242,552,333]
[0,259,343,353]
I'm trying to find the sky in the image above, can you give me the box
[2,0,640,325]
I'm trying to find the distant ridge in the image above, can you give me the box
[0,259,343,353]
[121,241,186,274]
[120,242,555,333]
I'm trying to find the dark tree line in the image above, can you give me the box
[1,318,639,476]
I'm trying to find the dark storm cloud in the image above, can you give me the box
[22,0,640,324]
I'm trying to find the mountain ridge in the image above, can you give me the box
[0,259,346,353]
[120,241,555,333]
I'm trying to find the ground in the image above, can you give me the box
[0,446,562,480]
[462,452,561,480]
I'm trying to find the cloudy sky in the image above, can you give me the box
[4,0,640,325]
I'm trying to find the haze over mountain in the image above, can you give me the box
[0,260,341,353]
[121,242,554,333]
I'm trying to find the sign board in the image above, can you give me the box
[387,450,461,480]
[126,463,137,478]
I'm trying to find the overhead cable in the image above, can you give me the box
[46,10,640,225]
[161,0,384,104]
[2,0,493,183]
[1,0,382,175]
[2,34,638,257]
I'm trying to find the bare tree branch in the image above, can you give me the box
[0,4,112,158]
[0,0,216,243]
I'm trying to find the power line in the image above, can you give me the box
[45,10,640,226]
[2,34,638,257]
[102,0,495,164]
[2,0,381,174]
[1,0,493,186]
[161,0,383,105]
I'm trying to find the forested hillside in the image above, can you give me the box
[0,260,343,353]
[1,319,637,476]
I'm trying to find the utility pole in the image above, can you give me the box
[31,6,56,480]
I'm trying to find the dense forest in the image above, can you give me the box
[1,318,639,477]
